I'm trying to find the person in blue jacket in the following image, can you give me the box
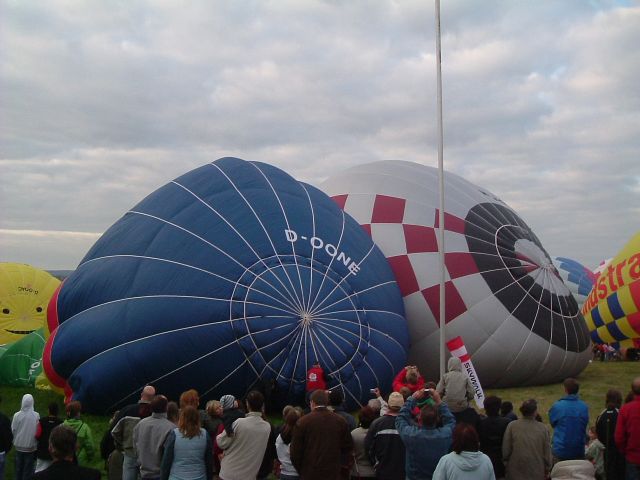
[548,378,589,461]
[396,388,456,479]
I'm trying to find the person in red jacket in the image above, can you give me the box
[615,376,640,478]
[306,362,327,392]
[392,365,425,394]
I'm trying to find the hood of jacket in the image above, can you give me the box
[450,451,485,471]
[447,356,462,372]
[21,393,34,412]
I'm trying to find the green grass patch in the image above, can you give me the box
[0,359,636,477]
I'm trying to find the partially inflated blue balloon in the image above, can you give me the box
[45,158,408,412]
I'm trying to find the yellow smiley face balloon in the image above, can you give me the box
[0,263,60,345]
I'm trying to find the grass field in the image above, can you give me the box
[0,359,637,478]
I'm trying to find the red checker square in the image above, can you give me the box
[332,194,348,209]
[421,281,467,324]
[360,224,372,237]
[371,195,406,223]
[387,255,420,296]
[434,210,467,234]
[630,280,640,311]
[403,224,438,254]
[627,311,640,335]
[445,252,480,279]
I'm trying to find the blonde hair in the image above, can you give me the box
[206,400,221,417]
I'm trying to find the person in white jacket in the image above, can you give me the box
[432,423,495,480]
[12,394,40,480]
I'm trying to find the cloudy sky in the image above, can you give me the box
[1,0,638,271]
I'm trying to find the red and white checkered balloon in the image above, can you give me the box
[321,161,591,387]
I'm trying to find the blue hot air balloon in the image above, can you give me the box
[44,158,408,412]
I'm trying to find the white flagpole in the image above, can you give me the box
[434,0,446,380]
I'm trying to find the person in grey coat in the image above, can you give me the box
[502,399,552,480]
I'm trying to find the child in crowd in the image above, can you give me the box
[220,395,244,436]
[585,425,605,480]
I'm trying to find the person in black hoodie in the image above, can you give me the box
[477,395,510,479]
[34,403,63,473]
[0,395,13,480]
[596,388,626,480]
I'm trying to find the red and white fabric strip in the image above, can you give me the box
[446,336,485,409]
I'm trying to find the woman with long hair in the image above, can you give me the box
[350,406,377,479]
[161,405,213,480]
[276,409,301,480]
[432,423,495,479]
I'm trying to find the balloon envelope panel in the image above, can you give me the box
[44,157,408,412]
[583,232,640,347]
[552,257,596,309]
[0,263,60,345]
[321,160,591,387]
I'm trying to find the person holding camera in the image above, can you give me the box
[396,388,455,479]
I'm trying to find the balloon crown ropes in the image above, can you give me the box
[43,157,408,412]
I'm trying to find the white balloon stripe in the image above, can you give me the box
[69,312,293,374]
[496,267,550,378]
[308,209,347,311]
[312,317,406,351]
[209,162,303,311]
[253,324,307,382]
[127,210,302,312]
[57,294,296,330]
[171,180,302,310]
[311,280,397,317]
[299,184,319,312]
[240,322,301,376]
[250,163,308,310]
[199,359,250,398]
[80,254,299,314]
[311,242,377,314]
[106,320,279,409]
[314,308,405,322]
[312,324,351,361]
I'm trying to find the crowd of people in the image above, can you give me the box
[0,362,638,480]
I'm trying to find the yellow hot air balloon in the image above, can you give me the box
[582,232,640,346]
[0,263,60,345]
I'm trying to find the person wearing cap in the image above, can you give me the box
[365,391,406,479]
[502,399,552,480]
[213,395,243,469]
[396,388,455,479]
[217,390,271,480]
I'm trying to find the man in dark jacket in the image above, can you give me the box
[0,395,12,480]
[34,425,100,480]
[478,395,510,478]
[549,378,589,461]
[329,389,357,431]
[291,389,354,480]
[365,391,406,479]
